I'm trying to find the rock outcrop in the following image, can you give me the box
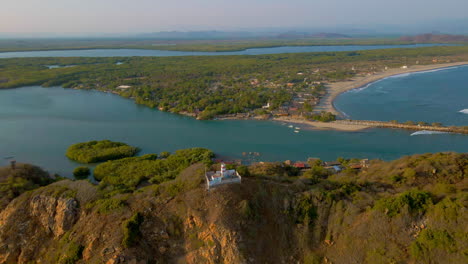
[0,153,465,263]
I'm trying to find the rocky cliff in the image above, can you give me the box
[0,153,466,264]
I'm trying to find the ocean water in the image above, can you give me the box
[335,65,468,126]
[0,86,466,177]
[0,44,449,58]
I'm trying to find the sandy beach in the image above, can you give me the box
[273,117,371,131]
[314,61,468,116]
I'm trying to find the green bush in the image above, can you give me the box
[374,190,433,217]
[303,165,330,180]
[87,197,127,214]
[73,166,90,179]
[59,242,84,264]
[309,111,336,122]
[410,229,456,260]
[159,151,171,159]
[66,140,139,163]
[122,212,144,248]
[236,165,250,177]
[292,195,318,226]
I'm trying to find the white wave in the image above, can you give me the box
[388,73,411,79]
[459,109,468,114]
[412,65,466,74]
[352,65,466,92]
[349,82,374,93]
[394,65,466,79]
[333,103,350,118]
[410,130,449,136]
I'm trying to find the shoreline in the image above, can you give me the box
[314,61,468,116]
[272,117,371,131]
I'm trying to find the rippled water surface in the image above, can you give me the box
[1,85,466,176]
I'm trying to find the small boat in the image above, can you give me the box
[294,130,300,133]
[288,125,293,128]
[295,127,301,130]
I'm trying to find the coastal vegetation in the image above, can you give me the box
[308,111,337,122]
[93,148,214,189]
[66,140,139,163]
[1,46,468,121]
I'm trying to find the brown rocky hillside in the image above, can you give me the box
[0,152,466,263]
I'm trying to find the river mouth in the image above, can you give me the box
[0,85,467,177]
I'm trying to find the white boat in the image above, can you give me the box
[295,127,301,130]
[288,125,293,128]
[294,130,299,133]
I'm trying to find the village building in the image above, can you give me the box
[324,161,343,173]
[205,163,242,190]
[116,85,132,90]
[293,162,310,170]
[360,159,370,168]
[348,159,370,170]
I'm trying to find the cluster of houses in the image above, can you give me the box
[247,76,326,117]
[204,157,370,190]
[285,158,370,173]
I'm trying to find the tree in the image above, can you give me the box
[418,121,428,126]
[159,151,171,159]
[302,102,313,112]
[73,167,90,179]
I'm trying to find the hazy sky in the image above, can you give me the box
[1,0,467,34]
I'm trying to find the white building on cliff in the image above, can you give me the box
[205,163,242,190]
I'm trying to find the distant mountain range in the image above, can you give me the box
[135,30,351,40]
[276,31,351,39]
[399,33,468,43]
[136,31,270,39]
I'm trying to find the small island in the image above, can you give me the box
[66,140,140,163]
